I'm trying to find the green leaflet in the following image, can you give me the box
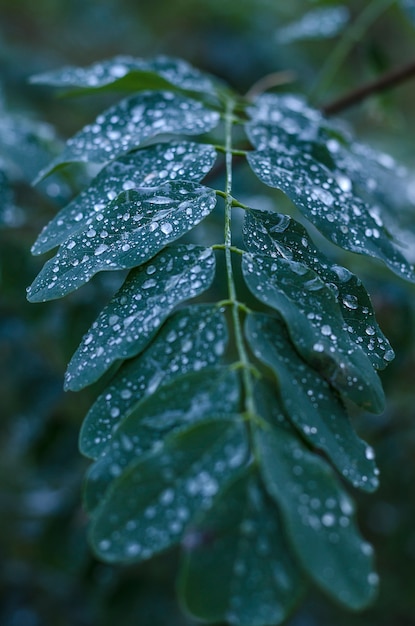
[254,388,378,610]
[244,209,394,370]
[242,252,385,412]
[80,305,228,459]
[89,419,249,564]
[30,55,219,98]
[27,55,413,624]
[245,313,379,492]
[27,182,217,302]
[245,94,415,282]
[36,91,220,180]
[83,366,241,512]
[277,6,349,43]
[178,467,306,626]
[65,245,216,391]
[32,141,217,255]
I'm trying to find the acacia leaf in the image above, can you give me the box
[84,366,241,511]
[32,141,217,255]
[27,182,217,302]
[242,252,385,412]
[36,91,220,180]
[30,55,218,97]
[245,313,379,492]
[89,419,249,564]
[254,388,378,610]
[80,305,228,459]
[244,209,394,369]
[65,245,216,391]
[246,94,415,282]
[178,467,306,626]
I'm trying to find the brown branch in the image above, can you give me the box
[322,59,415,116]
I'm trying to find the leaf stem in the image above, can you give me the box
[215,190,250,210]
[223,98,257,418]
[213,145,250,156]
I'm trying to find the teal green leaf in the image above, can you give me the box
[36,91,220,180]
[32,141,217,255]
[244,209,394,370]
[277,6,349,43]
[27,182,217,302]
[89,419,249,564]
[400,0,415,25]
[246,94,414,282]
[178,467,306,626]
[84,367,241,511]
[80,305,228,459]
[242,252,385,412]
[254,393,378,610]
[65,245,216,391]
[245,313,379,492]
[30,55,218,97]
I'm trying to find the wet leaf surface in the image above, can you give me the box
[254,386,378,610]
[245,313,379,492]
[84,366,241,511]
[30,55,219,97]
[244,209,394,370]
[246,94,415,282]
[179,467,306,626]
[27,182,217,301]
[37,91,220,179]
[65,245,216,390]
[89,419,249,563]
[80,305,228,459]
[33,141,217,254]
[242,252,385,412]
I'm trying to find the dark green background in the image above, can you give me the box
[1,1,415,624]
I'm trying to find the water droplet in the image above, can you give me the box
[342,294,358,310]
[94,243,109,256]
[365,446,375,460]
[160,222,173,235]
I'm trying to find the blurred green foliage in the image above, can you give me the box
[1,1,415,624]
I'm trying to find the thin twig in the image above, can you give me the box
[322,59,415,115]
[310,0,396,101]
[245,71,297,101]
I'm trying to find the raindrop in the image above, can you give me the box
[342,294,358,310]
[160,222,173,235]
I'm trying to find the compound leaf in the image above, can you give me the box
[30,55,219,98]
[65,245,216,390]
[244,209,394,370]
[84,366,241,511]
[80,304,228,459]
[254,389,378,610]
[245,313,379,492]
[178,467,306,626]
[32,141,217,255]
[246,94,415,282]
[36,91,220,180]
[242,252,385,412]
[27,182,217,302]
[89,418,249,564]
